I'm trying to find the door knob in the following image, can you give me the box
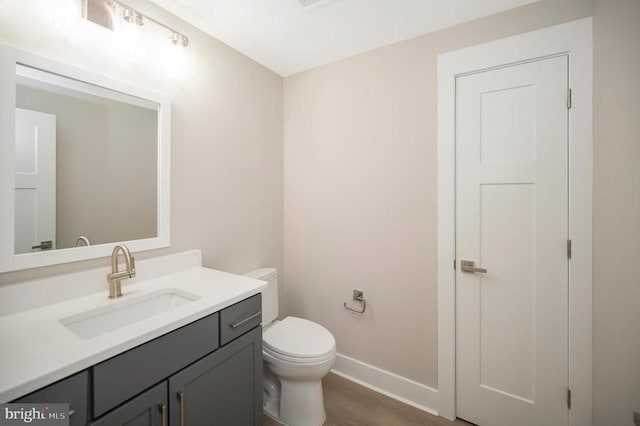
[461,260,487,274]
[31,240,53,250]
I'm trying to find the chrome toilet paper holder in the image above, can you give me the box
[344,289,367,314]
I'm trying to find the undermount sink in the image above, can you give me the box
[60,288,201,339]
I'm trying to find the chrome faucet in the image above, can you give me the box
[106,244,136,299]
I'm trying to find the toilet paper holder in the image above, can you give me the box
[344,289,367,314]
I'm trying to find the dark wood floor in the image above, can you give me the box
[264,373,470,425]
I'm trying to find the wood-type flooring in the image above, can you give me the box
[263,373,472,426]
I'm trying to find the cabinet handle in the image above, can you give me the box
[229,311,261,329]
[177,391,185,426]
[160,404,167,426]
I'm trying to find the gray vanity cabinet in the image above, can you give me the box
[169,326,263,426]
[93,323,263,426]
[11,294,263,426]
[89,383,167,426]
[92,314,220,418]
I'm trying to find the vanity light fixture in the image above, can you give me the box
[121,6,133,24]
[87,0,189,48]
[122,6,143,26]
[170,31,189,48]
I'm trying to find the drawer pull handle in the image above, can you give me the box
[160,404,167,426]
[177,391,185,426]
[229,311,261,329]
[68,408,75,417]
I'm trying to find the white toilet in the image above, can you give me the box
[244,268,336,426]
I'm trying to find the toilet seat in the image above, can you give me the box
[263,317,335,363]
[263,345,335,364]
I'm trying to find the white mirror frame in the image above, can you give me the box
[0,45,171,272]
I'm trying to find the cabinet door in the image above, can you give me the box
[90,382,167,426]
[15,370,89,426]
[169,326,262,426]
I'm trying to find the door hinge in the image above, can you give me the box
[453,259,456,270]
[567,239,572,259]
[567,88,572,109]
[567,388,572,409]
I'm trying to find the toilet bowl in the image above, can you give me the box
[244,269,336,426]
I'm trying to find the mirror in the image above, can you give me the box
[15,65,159,254]
[0,46,170,272]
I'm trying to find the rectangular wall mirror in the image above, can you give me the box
[0,46,171,272]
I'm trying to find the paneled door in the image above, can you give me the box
[455,56,569,426]
[14,108,56,254]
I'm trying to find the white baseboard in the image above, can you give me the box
[330,353,439,416]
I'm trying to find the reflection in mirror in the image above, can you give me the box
[14,65,158,255]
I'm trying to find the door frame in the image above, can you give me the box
[436,18,592,426]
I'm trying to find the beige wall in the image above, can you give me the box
[284,0,594,388]
[0,0,284,289]
[593,0,640,424]
[285,0,640,421]
[16,84,158,250]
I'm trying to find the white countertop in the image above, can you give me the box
[0,266,266,402]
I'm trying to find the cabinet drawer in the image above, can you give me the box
[220,294,262,346]
[15,370,89,426]
[93,313,219,417]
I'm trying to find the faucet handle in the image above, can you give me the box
[129,256,136,278]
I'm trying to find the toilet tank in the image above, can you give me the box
[243,268,278,326]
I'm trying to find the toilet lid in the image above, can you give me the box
[263,317,335,359]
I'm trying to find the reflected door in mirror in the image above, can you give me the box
[14,108,56,254]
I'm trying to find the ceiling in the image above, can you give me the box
[146,0,538,76]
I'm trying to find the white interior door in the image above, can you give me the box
[14,108,56,254]
[455,56,569,426]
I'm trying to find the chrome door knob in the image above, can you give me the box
[460,260,487,274]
